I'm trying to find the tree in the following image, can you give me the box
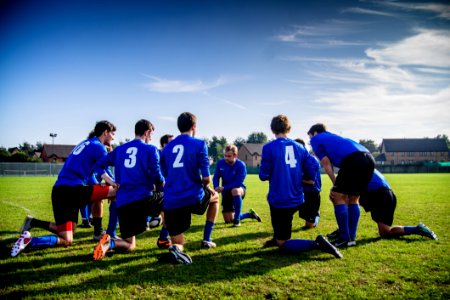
[247,132,268,144]
[233,137,246,149]
[359,139,378,153]
[436,134,450,148]
[0,147,11,162]
[207,136,228,163]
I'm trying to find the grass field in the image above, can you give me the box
[0,174,449,299]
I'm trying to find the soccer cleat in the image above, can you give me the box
[19,216,33,233]
[316,235,343,259]
[416,223,438,240]
[168,245,192,264]
[333,239,354,248]
[201,240,216,249]
[79,219,92,228]
[11,231,32,257]
[263,238,278,248]
[157,238,172,249]
[249,208,262,222]
[347,240,357,247]
[232,220,241,227]
[93,234,111,261]
[93,231,106,242]
[326,229,339,242]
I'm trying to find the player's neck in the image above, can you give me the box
[275,133,288,139]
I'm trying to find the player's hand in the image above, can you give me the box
[215,186,224,193]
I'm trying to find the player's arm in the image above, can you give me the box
[212,162,222,192]
[320,156,335,184]
[94,151,117,188]
[258,145,271,181]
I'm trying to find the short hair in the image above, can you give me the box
[177,112,196,133]
[135,119,154,136]
[295,138,305,146]
[224,144,238,155]
[307,123,327,136]
[160,134,174,148]
[270,114,291,134]
[94,120,116,137]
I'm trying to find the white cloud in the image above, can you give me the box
[366,29,450,67]
[384,2,450,20]
[142,75,227,93]
[158,116,177,122]
[342,7,396,17]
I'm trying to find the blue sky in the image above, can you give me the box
[1,0,449,149]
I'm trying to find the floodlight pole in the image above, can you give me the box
[49,133,57,176]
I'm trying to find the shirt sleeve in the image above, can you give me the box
[259,144,271,181]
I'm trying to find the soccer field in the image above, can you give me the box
[1,174,449,299]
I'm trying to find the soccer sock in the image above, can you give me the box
[109,239,115,250]
[282,239,317,253]
[106,202,118,236]
[203,221,215,241]
[239,212,252,220]
[334,204,350,241]
[159,226,170,240]
[30,235,58,248]
[348,204,360,240]
[30,218,51,230]
[233,195,243,222]
[404,226,421,235]
[80,205,89,220]
[92,217,103,235]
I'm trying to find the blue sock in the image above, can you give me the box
[348,204,360,240]
[30,235,58,248]
[109,239,115,250]
[203,221,215,241]
[80,205,89,220]
[334,204,350,241]
[106,202,118,236]
[233,195,242,222]
[239,212,252,220]
[404,226,421,235]
[282,239,317,253]
[159,226,170,240]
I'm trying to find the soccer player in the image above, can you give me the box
[11,121,117,257]
[161,112,219,265]
[308,123,375,248]
[259,115,342,259]
[327,170,438,241]
[91,119,165,260]
[213,144,261,227]
[155,133,174,249]
[295,138,321,229]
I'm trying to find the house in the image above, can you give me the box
[238,143,263,167]
[41,144,75,163]
[376,138,449,165]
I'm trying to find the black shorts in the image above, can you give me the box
[269,204,302,241]
[359,188,396,226]
[52,185,94,226]
[165,187,211,237]
[298,191,321,222]
[221,189,246,213]
[333,152,375,196]
[117,192,164,239]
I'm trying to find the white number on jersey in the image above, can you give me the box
[173,145,184,168]
[72,141,90,155]
[124,147,138,168]
[285,145,297,168]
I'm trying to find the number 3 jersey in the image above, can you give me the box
[55,137,107,187]
[259,137,317,209]
[161,134,210,210]
[94,139,164,208]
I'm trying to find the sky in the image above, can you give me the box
[1,0,449,149]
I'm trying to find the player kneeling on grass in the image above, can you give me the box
[259,115,342,259]
[11,121,117,258]
[327,170,438,242]
[213,144,262,227]
[91,119,165,260]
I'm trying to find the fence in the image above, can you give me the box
[0,162,64,176]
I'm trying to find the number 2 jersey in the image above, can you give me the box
[55,137,107,187]
[161,134,210,210]
[94,139,164,208]
[259,137,317,208]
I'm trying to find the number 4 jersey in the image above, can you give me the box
[259,137,317,209]
[161,134,210,210]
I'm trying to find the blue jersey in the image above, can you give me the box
[302,155,321,193]
[55,137,107,186]
[161,134,210,209]
[310,132,369,167]
[213,158,246,191]
[94,139,164,208]
[366,169,390,191]
[259,138,316,208]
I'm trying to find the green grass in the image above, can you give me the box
[1,174,449,299]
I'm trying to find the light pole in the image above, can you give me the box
[50,133,57,145]
[49,133,57,176]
